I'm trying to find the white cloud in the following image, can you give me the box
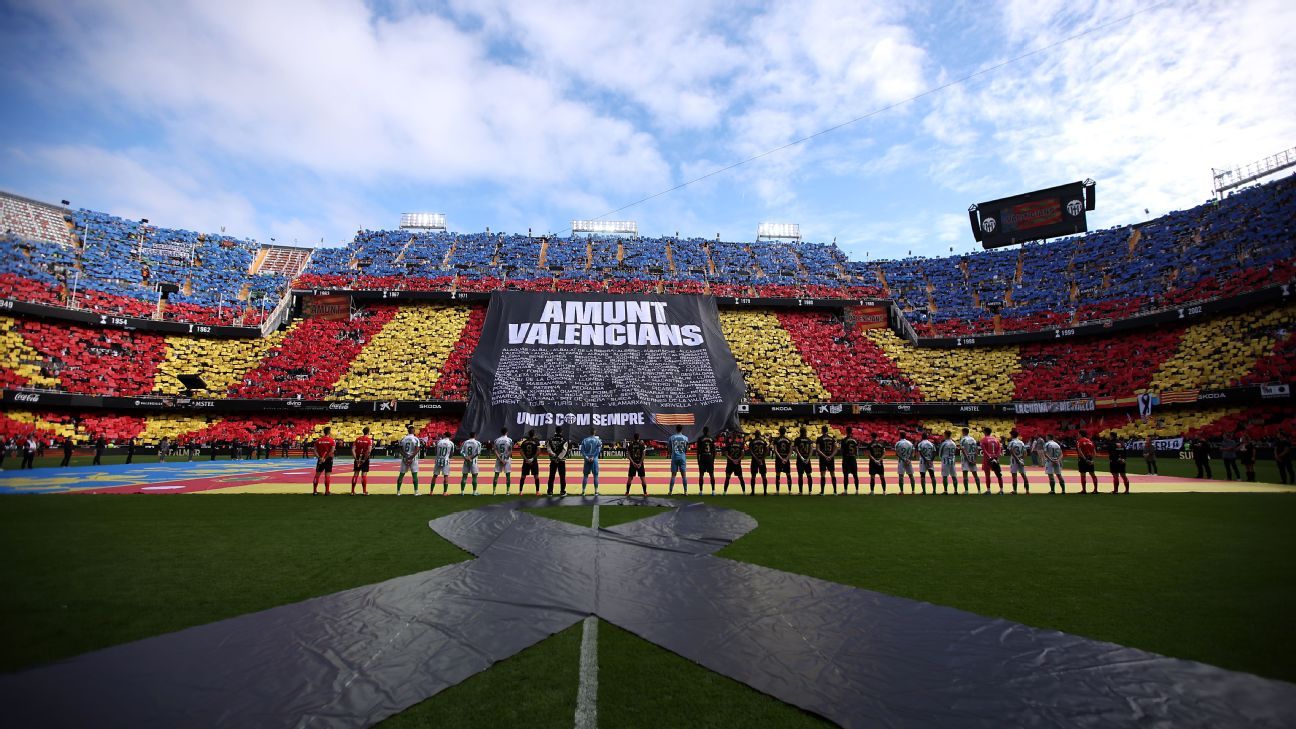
[3,0,1293,254]
[8,144,261,238]
[450,0,930,207]
[921,0,1296,227]
[10,0,671,208]
[448,0,748,132]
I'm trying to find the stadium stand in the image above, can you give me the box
[719,310,831,402]
[1244,323,1294,385]
[428,306,486,400]
[232,306,397,399]
[0,316,61,391]
[4,175,1292,336]
[332,304,472,400]
[0,175,1292,461]
[1,192,70,244]
[2,298,1290,409]
[1144,302,1295,392]
[3,317,166,396]
[0,203,291,325]
[775,310,921,402]
[153,327,293,397]
[1013,327,1183,401]
[253,245,313,278]
[864,328,1021,402]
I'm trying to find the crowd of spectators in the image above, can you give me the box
[1145,303,1294,393]
[5,175,1292,337]
[1,316,166,396]
[718,309,831,402]
[3,299,1289,407]
[231,307,397,399]
[775,310,921,402]
[0,194,291,325]
[331,305,472,400]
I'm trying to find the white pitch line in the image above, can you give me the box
[574,502,600,729]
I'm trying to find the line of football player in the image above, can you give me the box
[305,424,1135,496]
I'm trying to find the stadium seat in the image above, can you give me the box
[1145,303,1295,392]
[233,307,398,399]
[332,304,472,400]
[428,305,486,400]
[8,318,167,396]
[719,310,830,402]
[776,311,921,402]
[154,327,292,396]
[864,328,1020,402]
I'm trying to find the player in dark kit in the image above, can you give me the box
[519,429,541,494]
[840,428,859,494]
[1108,431,1130,493]
[794,427,814,494]
[1076,430,1098,494]
[773,426,793,493]
[546,428,570,495]
[867,433,887,494]
[351,426,373,495]
[312,426,336,495]
[722,430,746,494]
[815,425,838,494]
[696,427,717,494]
[625,433,648,495]
[748,430,769,494]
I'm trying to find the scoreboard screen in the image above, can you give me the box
[969,180,1095,248]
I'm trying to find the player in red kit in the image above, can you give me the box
[313,426,336,495]
[979,427,1004,494]
[351,426,373,495]
[1076,430,1098,494]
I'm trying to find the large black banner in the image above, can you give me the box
[457,292,744,441]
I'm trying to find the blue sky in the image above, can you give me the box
[1,0,1294,259]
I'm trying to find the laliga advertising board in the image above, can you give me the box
[456,292,745,441]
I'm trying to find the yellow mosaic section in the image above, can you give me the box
[306,416,440,444]
[919,417,1019,439]
[1103,407,1241,439]
[0,316,59,389]
[331,304,470,400]
[865,328,1020,402]
[153,325,292,396]
[720,310,830,402]
[138,414,219,441]
[1145,304,1293,393]
[3,410,76,438]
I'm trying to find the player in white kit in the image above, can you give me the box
[958,427,983,494]
[1043,434,1066,494]
[492,428,514,495]
[916,431,937,494]
[459,432,482,495]
[433,432,456,494]
[938,430,959,494]
[396,424,422,495]
[1007,429,1030,494]
[894,431,916,494]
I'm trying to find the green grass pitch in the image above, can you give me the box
[1,493,1294,727]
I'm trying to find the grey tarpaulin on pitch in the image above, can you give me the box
[2,497,1294,728]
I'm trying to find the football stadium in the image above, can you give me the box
[2,2,1296,727]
